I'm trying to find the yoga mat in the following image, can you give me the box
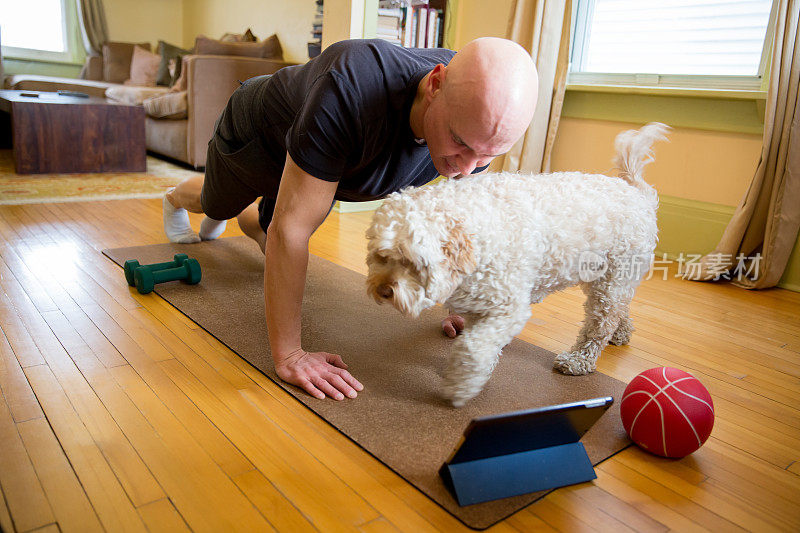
[104,237,630,529]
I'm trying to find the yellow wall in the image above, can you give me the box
[182,0,317,63]
[550,118,762,206]
[103,0,315,63]
[104,0,183,49]
[322,0,366,50]
[450,0,514,45]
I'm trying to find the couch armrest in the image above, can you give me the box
[184,54,295,167]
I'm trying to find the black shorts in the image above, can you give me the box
[204,142,334,233]
[200,76,283,232]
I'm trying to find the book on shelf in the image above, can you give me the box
[400,6,414,48]
[374,1,445,49]
[376,4,402,44]
[426,8,438,49]
[417,7,428,47]
[377,7,403,18]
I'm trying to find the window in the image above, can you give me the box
[569,0,777,91]
[1,0,78,63]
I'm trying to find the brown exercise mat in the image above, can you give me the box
[104,237,630,530]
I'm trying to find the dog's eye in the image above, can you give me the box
[375,254,388,264]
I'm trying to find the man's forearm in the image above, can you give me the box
[264,224,309,363]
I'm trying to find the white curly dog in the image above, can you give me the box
[366,123,669,406]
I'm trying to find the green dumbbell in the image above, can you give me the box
[124,253,189,287]
[133,257,201,294]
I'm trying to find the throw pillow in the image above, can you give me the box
[125,45,161,86]
[260,33,282,59]
[168,56,190,92]
[105,85,169,105]
[219,28,258,42]
[143,91,188,119]
[194,34,282,60]
[243,28,258,42]
[102,41,152,83]
[156,40,193,86]
[79,55,103,81]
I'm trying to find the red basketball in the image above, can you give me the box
[620,367,714,458]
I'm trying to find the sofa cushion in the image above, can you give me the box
[260,34,283,59]
[106,85,169,105]
[143,90,187,119]
[220,28,258,42]
[125,45,161,87]
[103,41,152,83]
[79,55,104,81]
[194,34,282,60]
[156,40,193,87]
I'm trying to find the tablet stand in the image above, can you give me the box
[439,440,596,506]
[438,397,614,506]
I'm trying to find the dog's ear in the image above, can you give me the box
[442,222,476,279]
[423,221,475,303]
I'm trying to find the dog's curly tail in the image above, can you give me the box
[613,122,670,205]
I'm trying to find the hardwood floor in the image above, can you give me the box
[0,197,798,532]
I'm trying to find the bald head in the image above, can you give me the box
[412,37,539,177]
[444,38,539,148]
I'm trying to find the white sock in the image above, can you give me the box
[199,216,227,241]
[163,191,200,244]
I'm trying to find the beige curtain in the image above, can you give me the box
[76,0,109,56]
[502,0,572,174]
[685,0,800,289]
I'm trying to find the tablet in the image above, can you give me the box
[445,396,614,465]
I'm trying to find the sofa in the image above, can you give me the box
[5,37,295,168]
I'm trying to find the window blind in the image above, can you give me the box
[574,0,774,76]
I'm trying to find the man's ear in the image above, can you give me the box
[427,63,446,100]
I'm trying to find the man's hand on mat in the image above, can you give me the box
[442,314,465,338]
[275,349,364,400]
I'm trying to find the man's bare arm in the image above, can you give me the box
[265,152,363,400]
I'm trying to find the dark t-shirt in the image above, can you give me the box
[230,39,483,202]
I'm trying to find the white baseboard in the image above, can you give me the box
[333,199,384,213]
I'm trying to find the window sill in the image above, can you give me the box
[567,83,767,101]
[562,84,767,135]
[3,54,85,67]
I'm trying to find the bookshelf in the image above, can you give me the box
[313,1,449,59]
[375,1,448,49]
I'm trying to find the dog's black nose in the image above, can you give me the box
[378,284,393,299]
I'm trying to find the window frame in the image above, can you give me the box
[567,0,779,92]
[1,0,83,65]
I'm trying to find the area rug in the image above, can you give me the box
[0,149,201,205]
[103,237,630,530]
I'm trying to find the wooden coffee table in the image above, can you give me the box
[0,89,146,174]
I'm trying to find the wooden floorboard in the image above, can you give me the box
[0,197,798,532]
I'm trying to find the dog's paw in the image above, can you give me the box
[553,351,597,375]
[441,381,475,408]
[608,333,630,346]
[609,322,634,345]
[441,373,487,408]
[450,397,467,408]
